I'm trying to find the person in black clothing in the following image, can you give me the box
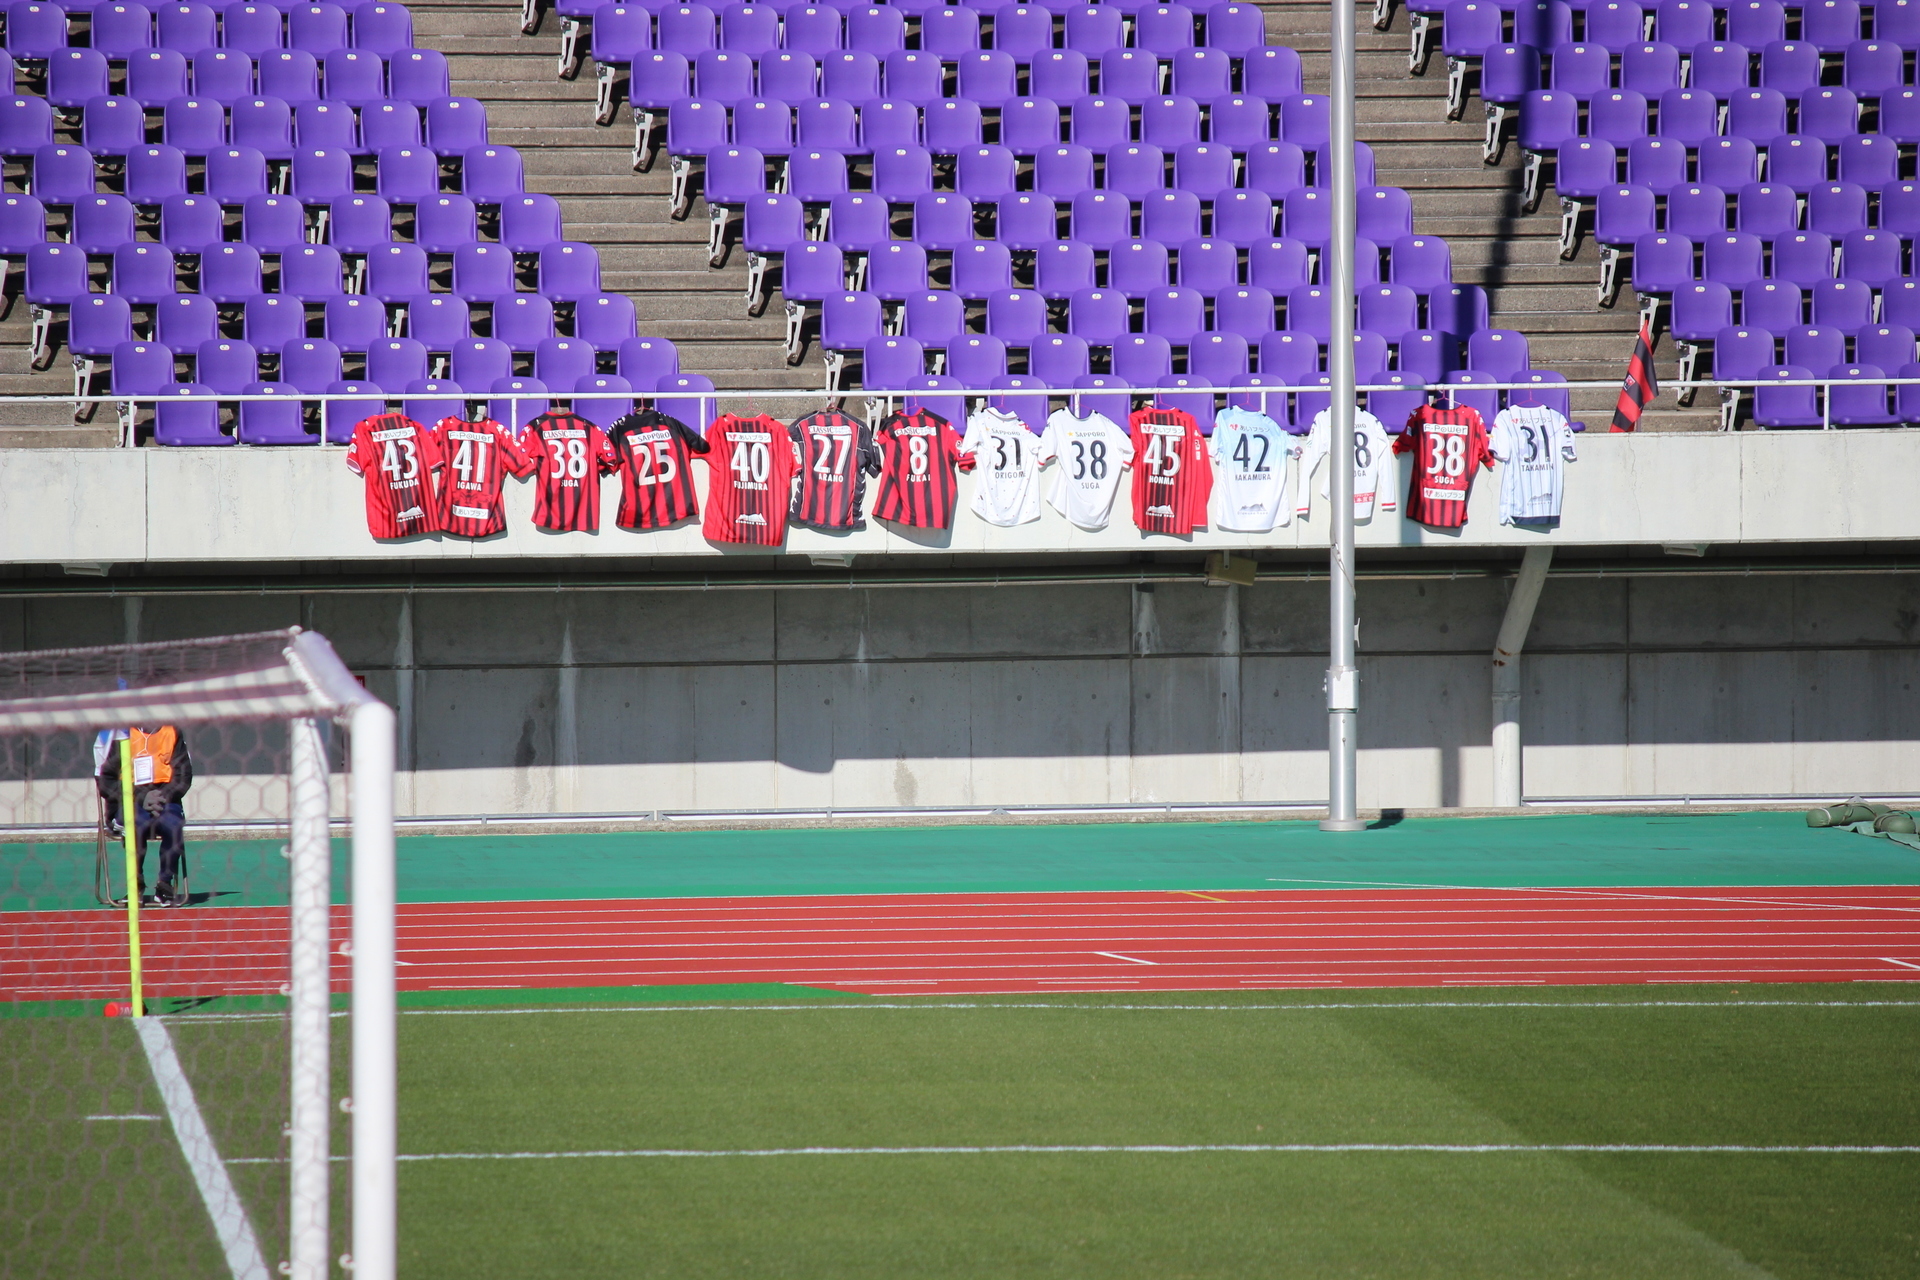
[98,726,194,907]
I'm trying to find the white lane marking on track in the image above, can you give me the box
[393,998,1920,1017]
[133,1017,272,1280]
[1260,879,1920,916]
[385,1143,1920,1161]
[1093,952,1157,965]
[1881,957,1920,971]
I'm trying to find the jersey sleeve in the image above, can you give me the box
[1295,417,1328,513]
[1034,420,1059,467]
[675,419,712,455]
[343,424,369,477]
[1392,414,1418,455]
[1557,414,1579,461]
[858,423,882,476]
[496,422,536,477]
[1371,420,1397,512]
[1112,421,1134,469]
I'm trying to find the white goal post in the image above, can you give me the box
[0,628,395,1280]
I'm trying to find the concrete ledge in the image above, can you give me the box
[4,429,1914,565]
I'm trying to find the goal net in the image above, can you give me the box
[0,629,396,1280]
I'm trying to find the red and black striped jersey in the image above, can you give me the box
[871,408,968,529]
[1393,403,1495,528]
[429,416,533,538]
[789,409,882,530]
[1129,405,1212,535]
[518,410,621,532]
[701,413,801,545]
[610,408,710,530]
[344,412,444,539]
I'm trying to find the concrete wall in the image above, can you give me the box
[8,427,1920,565]
[5,573,1919,813]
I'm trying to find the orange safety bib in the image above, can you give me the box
[129,726,176,787]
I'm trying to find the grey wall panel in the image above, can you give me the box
[1626,578,1795,650]
[1241,581,1325,654]
[772,659,973,807]
[306,595,403,669]
[1353,579,1509,655]
[567,590,777,666]
[1238,655,1325,802]
[1136,583,1243,656]
[1129,654,1242,802]
[1521,653,1631,797]
[138,595,302,644]
[1527,578,1630,651]
[23,598,126,650]
[1790,576,1920,648]
[1625,651,1797,793]
[775,584,1130,662]
[967,659,1131,805]
[412,666,560,813]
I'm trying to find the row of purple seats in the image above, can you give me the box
[610,42,1301,128]
[1524,85,1918,159]
[26,44,447,107]
[1670,282,1917,392]
[1691,322,1920,424]
[1530,39,1911,97]
[1551,131,1899,221]
[803,288,1499,371]
[0,91,484,152]
[13,140,525,201]
[88,332,628,393]
[1442,0,1918,58]
[53,94,488,156]
[656,93,1326,160]
[578,0,1271,59]
[70,288,639,356]
[20,236,598,361]
[25,0,416,58]
[145,363,694,444]
[628,47,1293,112]
[862,283,1496,351]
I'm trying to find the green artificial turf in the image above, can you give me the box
[7,985,1919,1278]
[383,984,1920,1280]
[8,810,1920,912]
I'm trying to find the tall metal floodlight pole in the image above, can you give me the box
[1321,0,1366,832]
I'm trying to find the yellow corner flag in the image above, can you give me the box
[120,736,143,1018]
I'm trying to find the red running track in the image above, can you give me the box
[8,886,1920,1000]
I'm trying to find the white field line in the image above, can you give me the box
[133,1017,272,1280]
[379,1143,1920,1162]
[1092,952,1157,965]
[1881,958,1920,971]
[390,998,1920,1018]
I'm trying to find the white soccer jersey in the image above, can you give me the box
[1489,405,1578,524]
[1209,406,1298,533]
[1297,405,1396,519]
[958,407,1043,526]
[1038,408,1134,529]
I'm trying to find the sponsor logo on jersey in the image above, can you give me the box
[1420,487,1466,501]
[1141,423,1184,436]
[735,512,767,525]
[395,505,425,521]
[728,431,772,442]
[448,429,490,442]
[544,428,586,440]
[1146,504,1175,516]
[632,428,672,444]
[371,427,414,442]
[452,504,490,519]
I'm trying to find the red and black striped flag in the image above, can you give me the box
[1610,321,1659,433]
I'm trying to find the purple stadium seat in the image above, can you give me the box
[70,193,135,256]
[1798,87,1860,144]
[462,144,525,202]
[234,381,315,444]
[362,334,426,391]
[1809,180,1870,234]
[196,337,260,391]
[108,242,178,306]
[1003,98,1064,156]
[1698,138,1759,189]
[1623,134,1686,193]
[1036,239,1097,298]
[1247,235,1311,290]
[240,292,307,356]
[290,2,348,54]
[1838,134,1899,186]
[985,288,1048,348]
[351,0,413,53]
[1060,285,1123,347]
[363,241,426,302]
[822,192,888,256]
[919,2,981,58]
[374,145,438,202]
[861,244,925,305]
[128,50,192,106]
[843,7,900,57]
[1687,42,1754,98]
[1759,38,1820,92]
[956,49,1018,107]
[910,191,975,251]
[1124,183,1191,243]
[403,293,469,350]
[152,382,231,445]
[1741,279,1799,330]
[953,239,1014,300]
[882,48,942,106]
[1701,230,1764,290]
[783,4,841,55]
[222,2,282,57]
[998,193,1060,251]
[1748,364,1820,426]
[445,336,507,389]
[1069,94,1131,151]
[1804,0,1863,51]
[1172,48,1232,102]
[415,193,478,252]
[325,193,390,255]
[360,99,421,151]
[1029,51,1090,105]
[1099,48,1161,101]
[1726,87,1787,142]
[236,192,299,251]
[1812,276,1874,326]
[1733,181,1796,235]
[1616,41,1680,96]
[1768,231,1833,289]
[1135,3,1196,56]
[317,295,381,353]
[901,290,965,350]
[256,49,321,104]
[1065,4,1123,56]
[941,334,1004,385]
[190,48,253,101]
[1785,322,1846,370]
[858,97,917,149]
[161,191,229,253]
[49,50,111,114]
[795,98,859,153]
[1209,285,1274,344]
[1243,140,1307,199]
[159,3,220,54]
[871,144,932,204]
